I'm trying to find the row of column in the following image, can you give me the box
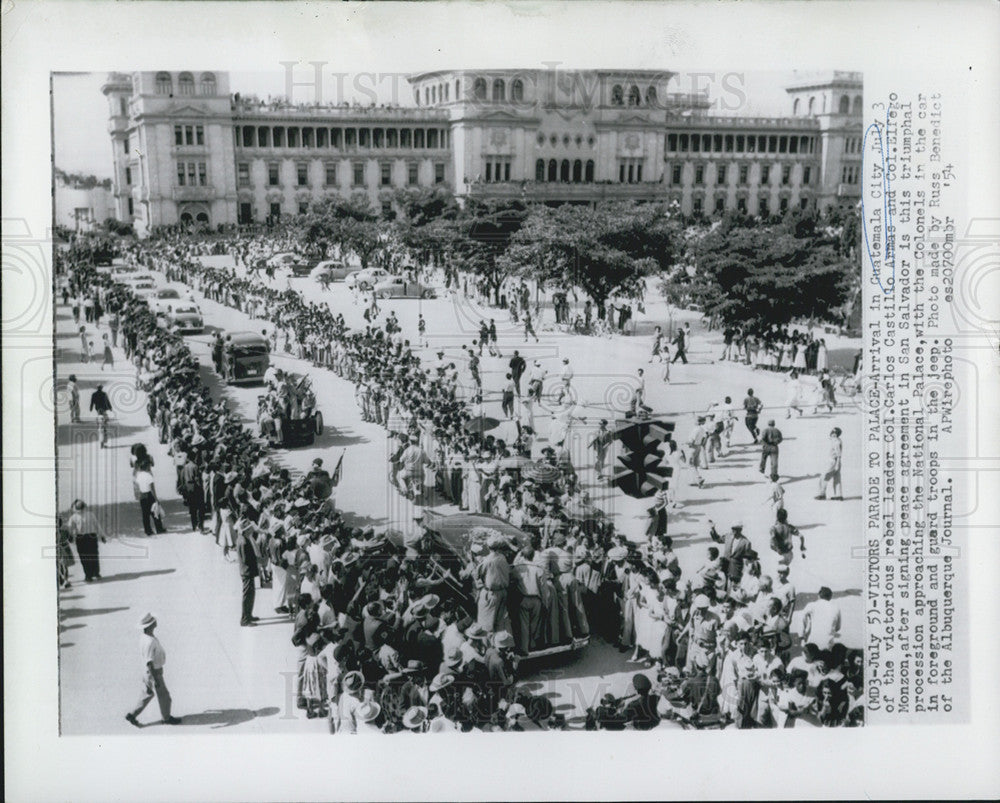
[235,125,450,151]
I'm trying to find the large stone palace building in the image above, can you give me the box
[102,69,862,234]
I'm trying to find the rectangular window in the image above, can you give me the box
[196,126,204,146]
[691,134,700,153]
[758,197,769,217]
[619,164,626,183]
[359,129,370,148]
[768,135,777,153]
[504,161,511,182]
[270,202,282,219]
[761,164,770,184]
[635,163,642,182]
[297,163,308,186]
[782,165,791,185]
[692,197,703,215]
[747,135,756,153]
[737,196,747,213]
[298,202,309,215]
[407,163,418,185]
[185,126,194,146]
[801,197,809,210]
[127,197,134,216]
[717,164,727,185]
[780,197,789,213]
[713,135,723,152]
[715,196,725,214]
[198,163,207,186]
[238,162,250,187]
[187,163,197,186]
[124,138,130,155]
[736,135,745,152]
[694,164,704,185]
[331,129,342,148]
[679,134,689,151]
[268,163,279,186]
[175,126,183,146]
[725,135,734,153]
[667,133,677,152]
[671,164,682,185]
[381,162,392,186]
[485,163,493,183]
[779,136,788,154]
[353,162,365,186]
[803,166,812,185]
[177,162,186,186]
[739,164,749,185]
[325,163,337,186]
[434,163,445,184]
[125,167,132,185]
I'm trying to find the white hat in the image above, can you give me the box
[693,594,711,609]
[138,613,157,629]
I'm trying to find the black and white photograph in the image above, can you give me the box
[51,63,867,735]
[4,2,999,801]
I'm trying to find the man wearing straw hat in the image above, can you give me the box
[126,613,181,727]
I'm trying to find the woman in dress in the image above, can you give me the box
[792,336,809,373]
[815,338,829,372]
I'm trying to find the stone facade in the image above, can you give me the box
[103,70,862,235]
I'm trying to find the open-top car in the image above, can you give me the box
[159,303,204,334]
[256,373,324,447]
[345,267,390,291]
[131,278,159,301]
[266,252,314,275]
[373,277,436,299]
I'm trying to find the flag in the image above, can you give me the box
[330,450,345,487]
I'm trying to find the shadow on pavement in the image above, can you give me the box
[177,706,281,728]
[59,606,130,620]
[97,568,177,584]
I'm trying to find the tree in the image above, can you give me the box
[451,200,528,304]
[296,193,386,266]
[503,202,681,313]
[688,221,854,333]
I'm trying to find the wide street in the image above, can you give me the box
[57,257,863,733]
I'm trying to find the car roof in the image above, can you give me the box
[229,331,268,345]
[157,288,181,296]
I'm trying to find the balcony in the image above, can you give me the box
[173,185,219,201]
[666,115,821,130]
[465,180,667,202]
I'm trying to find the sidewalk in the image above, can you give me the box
[56,303,324,734]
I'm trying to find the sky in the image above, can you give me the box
[53,68,797,179]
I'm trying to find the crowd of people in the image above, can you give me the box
[56,228,863,731]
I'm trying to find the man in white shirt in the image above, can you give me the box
[800,586,842,649]
[133,468,162,536]
[126,613,181,726]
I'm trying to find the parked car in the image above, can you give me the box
[310,260,356,283]
[159,303,204,334]
[110,264,139,280]
[373,277,437,299]
[345,267,390,291]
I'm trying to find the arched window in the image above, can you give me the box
[572,160,582,183]
[793,98,800,115]
[512,79,524,102]
[492,79,505,101]
[178,72,195,96]
[473,78,487,100]
[560,159,570,182]
[196,211,209,224]
[199,72,216,95]
[627,85,641,106]
[645,85,658,106]
[611,84,624,106]
[852,95,862,115]
[839,95,850,114]
[547,159,557,182]
[585,160,595,182]
[155,72,172,95]
[807,96,815,115]
[180,212,193,225]
[536,159,545,182]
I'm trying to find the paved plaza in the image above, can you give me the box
[57,256,863,733]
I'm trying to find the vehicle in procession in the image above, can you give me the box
[158,303,205,334]
[344,267,390,291]
[257,372,324,448]
[220,330,270,384]
[373,277,437,299]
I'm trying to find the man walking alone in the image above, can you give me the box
[126,613,181,727]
